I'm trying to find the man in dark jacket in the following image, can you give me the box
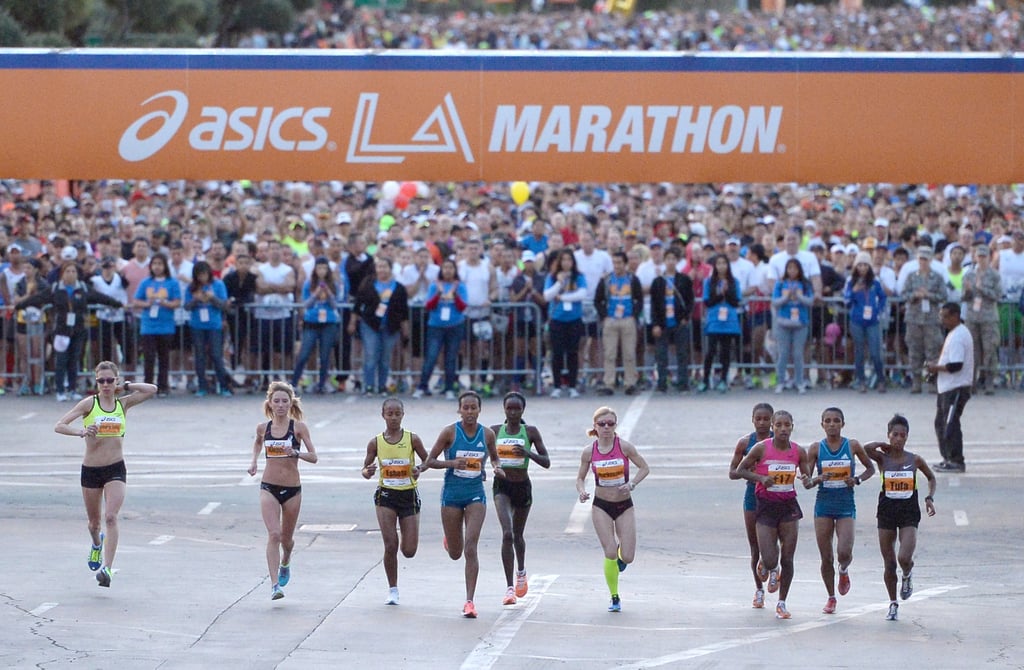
[649,246,695,392]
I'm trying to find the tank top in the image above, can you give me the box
[816,437,855,489]
[496,423,531,471]
[742,432,760,499]
[879,449,918,500]
[591,436,629,487]
[443,422,486,484]
[83,397,126,438]
[375,429,416,491]
[264,420,300,459]
[754,438,801,501]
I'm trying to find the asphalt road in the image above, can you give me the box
[1,387,1020,669]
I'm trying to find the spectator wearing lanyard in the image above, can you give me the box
[185,260,234,397]
[291,257,347,394]
[350,257,409,396]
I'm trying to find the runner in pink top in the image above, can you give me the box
[735,409,810,620]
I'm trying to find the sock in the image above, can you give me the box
[604,558,619,596]
[389,586,399,594]
[839,566,848,574]
[517,569,526,576]
[777,600,786,608]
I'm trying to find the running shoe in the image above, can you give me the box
[568,387,580,398]
[462,600,477,618]
[752,589,765,609]
[608,595,621,613]
[886,602,899,621]
[900,574,913,600]
[775,601,791,619]
[756,559,768,582]
[385,588,399,605]
[767,569,780,594]
[444,390,456,400]
[70,392,84,401]
[412,388,424,399]
[278,563,290,587]
[822,596,837,614]
[96,566,111,588]
[697,382,708,393]
[515,571,528,598]
[503,587,517,606]
[838,571,851,596]
[88,532,104,571]
[550,387,563,398]
[272,584,285,600]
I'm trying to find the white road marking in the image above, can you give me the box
[565,395,648,534]
[954,510,969,526]
[612,585,966,669]
[314,419,332,429]
[19,413,37,421]
[299,523,357,532]
[29,603,58,616]
[149,535,174,545]
[460,575,558,670]
[197,502,221,515]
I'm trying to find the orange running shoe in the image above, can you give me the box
[838,572,851,596]
[756,559,768,582]
[752,589,765,609]
[463,600,477,618]
[822,596,837,614]
[775,602,792,619]
[502,587,517,606]
[515,571,528,598]
[767,569,780,594]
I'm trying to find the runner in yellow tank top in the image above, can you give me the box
[361,397,428,606]
[54,361,157,589]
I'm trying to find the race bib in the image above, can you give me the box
[96,416,123,437]
[496,438,526,468]
[884,471,914,499]
[766,462,797,493]
[820,459,851,488]
[453,449,483,478]
[265,438,291,458]
[594,457,625,487]
[380,458,412,488]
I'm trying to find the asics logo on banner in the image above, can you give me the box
[119,91,189,162]
[347,92,475,164]
[119,90,333,162]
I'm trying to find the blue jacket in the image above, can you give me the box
[702,277,742,335]
[844,277,887,327]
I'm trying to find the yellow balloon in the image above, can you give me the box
[510,181,530,206]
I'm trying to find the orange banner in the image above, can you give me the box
[1,50,1023,183]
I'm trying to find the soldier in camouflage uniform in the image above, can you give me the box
[902,247,948,393]
[961,244,1002,395]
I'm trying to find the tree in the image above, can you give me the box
[0,9,27,47]
[212,0,312,47]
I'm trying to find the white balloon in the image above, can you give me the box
[416,181,430,199]
[381,180,400,200]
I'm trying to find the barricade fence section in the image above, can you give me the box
[1,296,1021,397]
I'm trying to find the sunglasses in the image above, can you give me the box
[96,377,117,385]
[595,421,616,428]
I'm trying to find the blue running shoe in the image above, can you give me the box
[88,533,104,571]
[272,584,284,600]
[608,595,621,612]
[278,563,290,587]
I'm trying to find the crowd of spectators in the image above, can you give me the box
[3,3,1024,400]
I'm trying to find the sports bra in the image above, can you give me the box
[264,419,300,459]
[83,397,126,438]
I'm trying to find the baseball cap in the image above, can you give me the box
[974,244,990,257]
[726,237,741,246]
[874,218,890,228]
[521,250,536,263]
[862,237,878,250]
[830,244,846,254]
[60,246,78,260]
[5,243,23,254]
[336,212,352,225]
[648,239,663,247]
[689,223,708,238]
[100,256,117,268]
[808,239,827,251]
[916,246,934,259]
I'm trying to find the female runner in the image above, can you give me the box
[728,402,774,608]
